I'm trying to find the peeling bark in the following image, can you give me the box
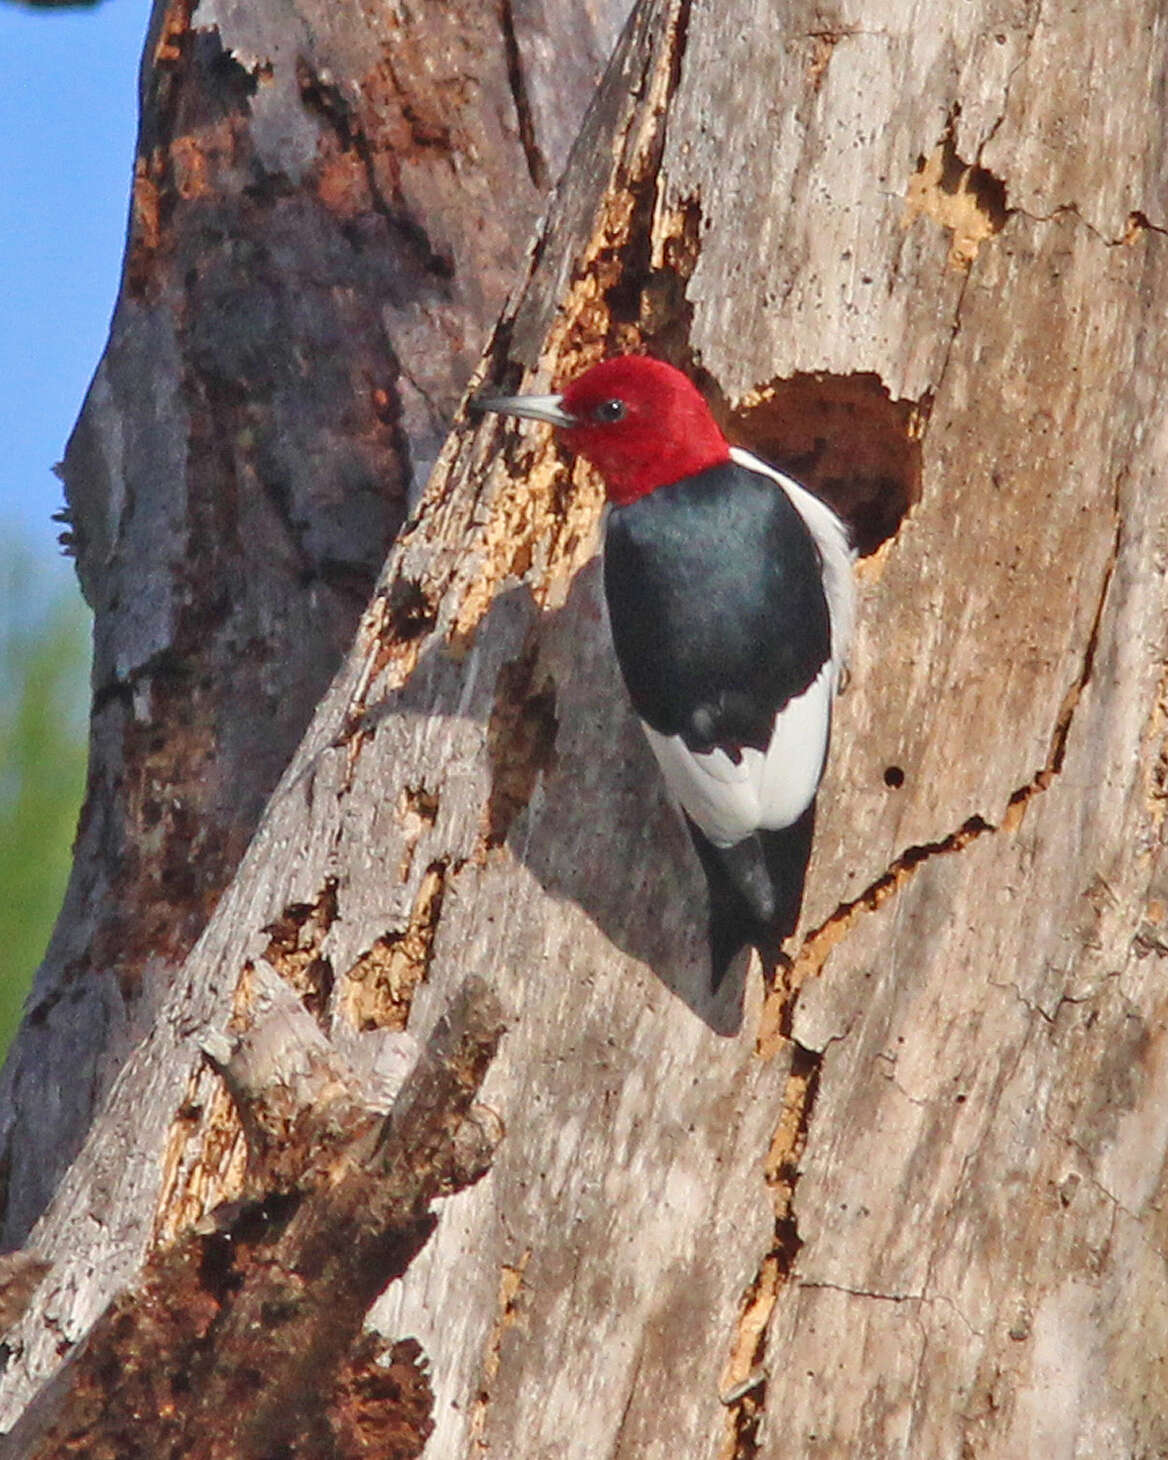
[4,0,1168,1455]
[1,972,506,1459]
[0,0,630,1245]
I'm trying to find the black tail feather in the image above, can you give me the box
[759,804,816,940]
[686,803,816,990]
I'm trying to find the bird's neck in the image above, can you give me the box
[596,439,733,505]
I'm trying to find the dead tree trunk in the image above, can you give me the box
[0,0,628,1245]
[3,0,1168,1455]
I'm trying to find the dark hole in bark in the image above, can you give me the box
[724,371,924,557]
[883,765,905,788]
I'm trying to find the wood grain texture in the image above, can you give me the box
[1,971,505,1459]
[3,0,1167,1455]
[0,0,629,1247]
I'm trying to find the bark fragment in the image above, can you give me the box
[2,979,506,1460]
[4,2,1168,1456]
[0,0,630,1249]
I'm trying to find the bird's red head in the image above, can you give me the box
[558,358,730,505]
[476,356,731,506]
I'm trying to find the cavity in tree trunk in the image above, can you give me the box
[3,0,1167,1456]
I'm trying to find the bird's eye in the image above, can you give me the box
[592,398,627,424]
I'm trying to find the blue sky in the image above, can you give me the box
[0,0,150,605]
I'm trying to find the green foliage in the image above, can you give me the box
[0,545,90,1054]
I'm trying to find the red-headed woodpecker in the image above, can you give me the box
[475,356,855,988]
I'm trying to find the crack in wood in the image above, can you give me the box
[725,447,1125,1446]
[469,1249,531,1450]
[719,1043,822,1460]
[756,472,1123,1056]
[1121,209,1168,241]
[975,0,1042,164]
[7,981,507,1460]
[499,0,549,191]
[800,1279,924,1303]
[986,192,1168,251]
[756,815,992,1059]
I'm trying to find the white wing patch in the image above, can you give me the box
[643,458,855,849]
[729,447,856,687]
[642,662,834,848]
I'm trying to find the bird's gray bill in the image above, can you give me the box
[472,392,576,428]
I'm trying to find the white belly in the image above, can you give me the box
[641,662,832,847]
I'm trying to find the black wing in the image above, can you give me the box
[603,459,831,759]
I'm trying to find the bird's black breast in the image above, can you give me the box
[603,460,831,756]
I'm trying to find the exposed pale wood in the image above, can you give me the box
[1,974,505,1459]
[3,0,1168,1456]
[0,0,629,1246]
